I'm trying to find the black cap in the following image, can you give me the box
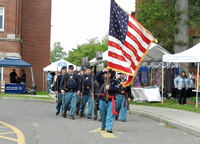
[81,67,85,71]
[87,66,92,70]
[103,69,113,74]
[61,66,66,70]
[68,65,74,69]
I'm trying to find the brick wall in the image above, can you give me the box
[0,0,22,38]
[21,0,51,91]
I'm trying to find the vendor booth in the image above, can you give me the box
[0,56,35,94]
[89,43,170,66]
[89,43,171,102]
[43,59,79,92]
[162,43,200,107]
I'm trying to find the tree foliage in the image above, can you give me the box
[50,42,67,62]
[65,34,108,66]
[136,0,200,53]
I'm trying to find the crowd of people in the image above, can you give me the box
[45,63,200,133]
[51,65,131,133]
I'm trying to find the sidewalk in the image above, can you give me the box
[130,105,200,137]
[49,93,56,100]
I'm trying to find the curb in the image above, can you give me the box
[0,97,56,104]
[130,108,200,137]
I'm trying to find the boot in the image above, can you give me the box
[70,115,75,120]
[62,112,67,118]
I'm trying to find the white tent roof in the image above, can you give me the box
[89,50,108,66]
[43,59,78,72]
[89,43,170,66]
[163,43,200,62]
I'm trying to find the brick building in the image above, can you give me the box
[0,0,51,91]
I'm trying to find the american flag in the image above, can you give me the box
[107,0,157,87]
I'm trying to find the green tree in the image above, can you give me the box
[136,0,200,53]
[65,34,108,66]
[50,42,67,62]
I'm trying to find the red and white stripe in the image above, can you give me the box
[108,15,156,85]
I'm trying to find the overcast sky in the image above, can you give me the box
[51,0,136,54]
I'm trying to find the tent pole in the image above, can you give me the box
[196,63,199,108]
[43,72,44,93]
[31,68,35,86]
[162,62,164,103]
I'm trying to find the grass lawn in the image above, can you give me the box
[129,97,200,113]
[0,91,54,100]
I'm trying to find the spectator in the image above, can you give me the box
[21,69,26,83]
[47,71,53,93]
[10,69,17,83]
[174,71,191,105]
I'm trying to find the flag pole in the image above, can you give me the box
[106,70,109,101]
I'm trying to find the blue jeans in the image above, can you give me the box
[47,80,51,93]
[56,92,64,115]
[99,100,114,131]
[80,94,93,118]
[63,91,77,116]
[115,94,127,121]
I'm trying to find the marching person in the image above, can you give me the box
[76,70,81,116]
[54,66,66,116]
[115,73,131,122]
[80,66,96,119]
[174,71,191,105]
[80,67,85,76]
[93,80,101,121]
[96,68,118,133]
[60,65,81,120]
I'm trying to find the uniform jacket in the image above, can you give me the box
[54,74,63,92]
[81,74,96,95]
[174,76,191,90]
[96,70,118,101]
[116,78,131,98]
[60,72,81,92]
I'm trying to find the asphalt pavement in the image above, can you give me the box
[0,100,200,144]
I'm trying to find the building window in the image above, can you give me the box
[0,7,4,30]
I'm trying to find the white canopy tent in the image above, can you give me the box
[162,43,200,107]
[43,59,78,72]
[43,59,79,92]
[89,43,170,66]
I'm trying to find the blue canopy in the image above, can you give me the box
[0,57,32,68]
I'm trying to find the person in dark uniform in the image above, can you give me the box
[60,65,81,120]
[96,68,118,133]
[115,73,131,122]
[76,70,82,116]
[93,80,101,121]
[80,66,96,119]
[54,66,66,116]
[10,69,17,83]
[80,67,85,76]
